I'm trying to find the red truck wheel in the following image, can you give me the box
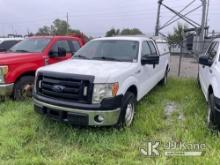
[13,76,34,100]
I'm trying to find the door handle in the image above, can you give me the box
[202,65,205,68]
[209,69,213,74]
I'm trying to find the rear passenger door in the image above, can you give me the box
[48,40,72,64]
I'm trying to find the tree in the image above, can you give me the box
[105,28,120,37]
[167,23,188,44]
[120,28,143,35]
[36,19,83,36]
[36,26,51,35]
[105,28,143,37]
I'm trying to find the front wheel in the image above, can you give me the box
[116,92,136,128]
[13,76,34,100]
[207,93,219,130]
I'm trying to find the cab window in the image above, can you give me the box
[148,41,158,56]
[141,41,151,57]
[51,40,71,55]
[68,40,81,53]
[207,42,218,61]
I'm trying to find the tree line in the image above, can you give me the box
[34,18,184,45]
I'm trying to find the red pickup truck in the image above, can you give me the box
[0,35,86,100]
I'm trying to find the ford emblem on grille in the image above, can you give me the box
[52,85,65,93]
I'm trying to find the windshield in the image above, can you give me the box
[74,40,139,62]
[10,38,51,53]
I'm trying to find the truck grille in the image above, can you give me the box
[36,72,94,103]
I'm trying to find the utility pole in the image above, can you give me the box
[66,12,69,35]
[154,0,210,53]
[199,0,209,42]
[155,0,163,36]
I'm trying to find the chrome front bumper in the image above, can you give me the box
[0,83,14,96]
[33,98,121,126]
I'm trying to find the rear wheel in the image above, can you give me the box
[160,67,168,86]
[13,76,34,100]
[116,92,136,128]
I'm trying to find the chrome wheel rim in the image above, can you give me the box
[125,103,135,126]
[21,83,33,98]
[207,105,211,125]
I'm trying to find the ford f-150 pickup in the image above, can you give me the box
[33,36,170,127]
[0,35,86,100]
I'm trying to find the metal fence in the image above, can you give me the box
[169,39,212,78]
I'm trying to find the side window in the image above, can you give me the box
[68,40,81,53]
[51,40,71,54]
[207,42,218,61]
[148,41,158,56]
[141,41,151,57]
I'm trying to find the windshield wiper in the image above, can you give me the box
[74,54,90,59]
[15,49,30,53]
[93,56,121,61]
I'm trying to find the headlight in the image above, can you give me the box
[92,83,119,104]
[0,66,8,84]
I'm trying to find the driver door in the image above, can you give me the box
[47,40,72,65]
[200,42,219,94]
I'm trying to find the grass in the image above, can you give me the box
[0,78,220,164]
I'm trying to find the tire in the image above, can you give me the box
[207,93,219,130]
[197,73,201,88]
[160,67,168,86]
[13,76,34,100]
[116,92,136,128]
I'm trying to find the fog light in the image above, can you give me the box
[94,115,104,123]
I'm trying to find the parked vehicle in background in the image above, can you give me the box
[0,37,23,52]
[33,36,170,127]
[0,35,86,100]
[198,38,220,130]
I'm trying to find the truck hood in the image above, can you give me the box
[0,52,42,64]
[38,59,137,83]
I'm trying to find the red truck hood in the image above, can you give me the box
[0,52,43,65]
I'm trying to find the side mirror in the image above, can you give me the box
[49,47,67,58]
[141,55,159,65]
[199,56,212,67]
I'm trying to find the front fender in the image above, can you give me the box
[6,63,40,83]
[117,76,140,100]
[211,76,220,99]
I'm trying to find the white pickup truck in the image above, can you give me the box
[198,38,220,129]
[33,36,170,127]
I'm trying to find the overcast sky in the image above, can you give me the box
[0,0,219,37]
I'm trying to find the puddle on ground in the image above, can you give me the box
[164,102,185,121]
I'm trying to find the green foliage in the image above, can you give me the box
[1,78,220,164]
[105,28,120,37]
[105,28,143,37]
[36,19,82,36]
[120,28,143,36]
[168,23,188,45]
[36,26,51,35]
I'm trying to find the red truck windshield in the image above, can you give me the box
[10,38,51,53]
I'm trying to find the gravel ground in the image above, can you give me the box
[169,55,198,78]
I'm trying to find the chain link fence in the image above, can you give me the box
[169,39,212,78]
